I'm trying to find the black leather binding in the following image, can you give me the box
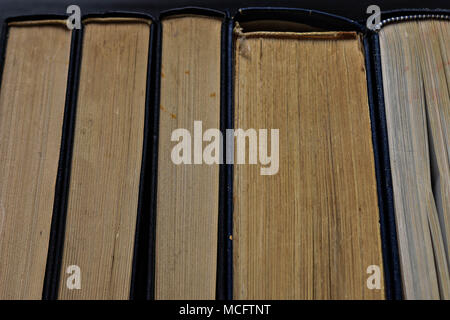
[217,17,230,301]
[234,7,364,31]
[147,21,162,300]
[225,18,234,301]
[378,8,450,20]
[369,33,403,300]
[364,35,402,300]
[129,13,157,301]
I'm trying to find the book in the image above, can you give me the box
[0,20,71,299]
[0,8,447,302]
[232,24,385,299]
[58,18,150,299]
[155,15,222,300]
[379,19,450,299]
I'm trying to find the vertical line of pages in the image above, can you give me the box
[55,17,151,300]
[0,19,72,299]
[153,12,224,300]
